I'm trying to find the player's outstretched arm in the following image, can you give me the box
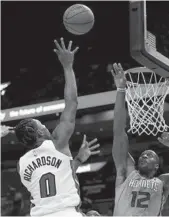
[52,38,79,153]
[111,63,135,187]
[73,135,100,171]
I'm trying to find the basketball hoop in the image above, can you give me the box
[125,67,169,136]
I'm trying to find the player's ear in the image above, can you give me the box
[155,164,159,171]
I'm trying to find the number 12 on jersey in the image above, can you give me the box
[131,191,150,208]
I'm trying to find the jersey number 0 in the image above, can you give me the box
[39,172,56,198]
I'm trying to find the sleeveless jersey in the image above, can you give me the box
[19,140,81,216]
[113,170,165,216]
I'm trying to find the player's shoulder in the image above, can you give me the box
[127,169,138,178]
[154,176,164,184]
[125,169,138,181]
[19,148,32,161]
[38,139,73,160]
[20,139,72,161]
[42,139,72,157]
[19,140,49,162]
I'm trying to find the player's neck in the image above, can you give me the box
[34,138,46,148]
[139,170,155,179]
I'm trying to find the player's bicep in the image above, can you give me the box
[126,153,136,176]
[112,134,129,170]
[52,121,75,147]
[52,100,77,147]
[159,173,169,190]
[115,154,135,188]
[60,100,78,123]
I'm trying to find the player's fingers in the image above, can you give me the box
[53,49,59,55]
[83,134,87,144]
[113,63,118,74]
[8,126,14,129]
[68,40,72,51]
[3,125,13,130]
[118,63,124,72]
[91,150,100,155]
[72,46,79,54]
[8,127,14,131]
[60,37,66,50]
[54,39,62,51]
[88,138,98,147]
[89,143,100,151]
[1,126,11,131]
[9,128,15,133]
[81,143,86,149]
[111,69,115,77]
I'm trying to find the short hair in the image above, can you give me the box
[15,118,38,148]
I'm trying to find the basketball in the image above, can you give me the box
[63,4,94,35]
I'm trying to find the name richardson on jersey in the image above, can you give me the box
[23,156,62,182]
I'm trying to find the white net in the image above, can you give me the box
[125,67,169,136]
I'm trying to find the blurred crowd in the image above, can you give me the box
[1,187,27,216]
[1,186,112,216]
[1,183,169,216]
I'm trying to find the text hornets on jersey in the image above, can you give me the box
[23,156,62,182]
[129,178,159,191]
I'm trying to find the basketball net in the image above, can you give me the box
[125,67,169,136]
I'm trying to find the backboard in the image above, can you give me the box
[129,1,169,78]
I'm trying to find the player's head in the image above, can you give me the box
[15,118,51,148]
[138,150,159,177]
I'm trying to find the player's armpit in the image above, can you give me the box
[115,160,135,188]
[115,166,127,188]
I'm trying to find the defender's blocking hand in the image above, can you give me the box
[111,63,126,88]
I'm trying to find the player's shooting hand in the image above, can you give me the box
[53,37,79,68]
[158,132,169,147]
[77,135,100,163]
[111,63,126,88]
[0,125,15,138]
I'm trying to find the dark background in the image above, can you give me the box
[2,1,169,109]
